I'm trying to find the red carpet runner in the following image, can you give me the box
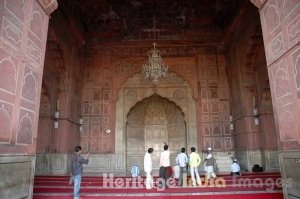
[33,172,284,199]
[33,193,283,199]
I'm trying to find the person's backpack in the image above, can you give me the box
[252,164,263,172]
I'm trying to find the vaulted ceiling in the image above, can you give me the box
[58,0,245,43]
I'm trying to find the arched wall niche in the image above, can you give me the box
[115,72,197,172]
[126,93,186,124]
[126,94,187,172]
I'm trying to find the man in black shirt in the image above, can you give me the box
[71,146,89,199]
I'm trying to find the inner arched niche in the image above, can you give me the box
[116,72,197,173]
[126,94,186,172]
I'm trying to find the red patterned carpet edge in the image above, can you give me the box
[33,173,284,199]
[33,193,284,199]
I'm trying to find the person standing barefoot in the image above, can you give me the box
[144,148,154,189]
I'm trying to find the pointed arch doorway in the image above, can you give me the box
[115,72,197,174]
[126,94,186,173]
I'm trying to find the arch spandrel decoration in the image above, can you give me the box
[121,72,190,123]
[113,57,198,101]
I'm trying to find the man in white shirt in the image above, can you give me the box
[144,148,154,189]
[175,147,188,186]
[231,158,241,176]
[159,144,170,188]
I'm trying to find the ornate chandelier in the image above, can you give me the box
[142,42,168,82]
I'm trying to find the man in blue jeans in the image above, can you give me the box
[175,147,188,186]
[71,146,89,199]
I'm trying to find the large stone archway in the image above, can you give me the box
[0,1,299,198]
[126,94,186,173]
[116,72,197,174]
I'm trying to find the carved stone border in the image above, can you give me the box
[250,0,267,9]
[36,0,58,15]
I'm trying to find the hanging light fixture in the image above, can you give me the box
[142,14,168,83]
[142,42,168,82]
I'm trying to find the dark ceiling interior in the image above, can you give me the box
[59,0,245,42]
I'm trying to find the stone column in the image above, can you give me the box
[0,0,57,198]
[252,0,300,198]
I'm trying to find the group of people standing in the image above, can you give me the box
[144,144,217,189]
[69,144,240,198]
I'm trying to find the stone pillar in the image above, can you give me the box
[0,0,57,198]
[252,0,300,198]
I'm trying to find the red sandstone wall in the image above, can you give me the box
[227,3,277,151]
[36,7,84,154]
[197,53,232,151]
[260,0,300,150]
[0,0,49,154]
[81,44,233,153]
